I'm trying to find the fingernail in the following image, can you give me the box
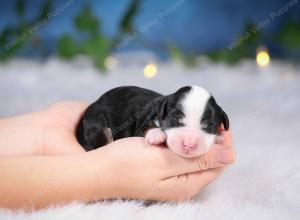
[217,149,235,164]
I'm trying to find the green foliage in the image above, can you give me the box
[120,0,140,33]
[56,0,140,70]
[206,21,300,64]
[57,35,77,59]
[74,5,99,35]
[208,49,241,64]
[168,44,197,67]
[207,23,261,64]
[39,0,51,21]
[276,20,300,48]
[0,1,124,69]
[0,28,16,59]
[168,44,183,61]
[1,1,299,70]
[81,35,111,69]
[0,27,14,48]
[16,0,25,17]
[0,0,53,61]
[57,5,111,70]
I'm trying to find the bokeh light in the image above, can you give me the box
[143,63,157,78]
[256,49,270,67]
[104,56,118,70]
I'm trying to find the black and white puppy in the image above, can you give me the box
[76,86,229,158]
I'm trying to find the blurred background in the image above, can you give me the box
[0,1,299,216]
[1,0,300,66]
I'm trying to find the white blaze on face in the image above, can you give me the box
[181,86,211,128]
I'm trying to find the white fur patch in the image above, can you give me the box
[181,86,211,129]
[203,132,216,150]
[154,119,160,127]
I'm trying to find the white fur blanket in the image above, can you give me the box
[0,55,299,219]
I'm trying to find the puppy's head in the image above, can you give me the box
[157,86,229,158]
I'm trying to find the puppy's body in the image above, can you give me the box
[76,86,229,157]
[77,86,163,150]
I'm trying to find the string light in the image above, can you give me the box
[104,56,118,70]
[143,63,157,78]
[256,47,270,67]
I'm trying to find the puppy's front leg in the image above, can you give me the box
[145,128,166,145]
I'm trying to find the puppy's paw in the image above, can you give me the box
[145,128,166,145]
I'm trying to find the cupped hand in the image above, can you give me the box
[43,101,235,201]
[0,101,235,205]
[97,128,235,201]
[36,101,235,202]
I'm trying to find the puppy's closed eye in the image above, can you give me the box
[201,119,219,133]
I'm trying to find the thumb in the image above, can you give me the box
[164,143,235,177]
[195,144,235,171]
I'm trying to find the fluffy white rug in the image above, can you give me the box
[0,54,299,219]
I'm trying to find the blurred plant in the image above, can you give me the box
[0,0,140,71]
[205,20,300,64]
[207,23,261,64]
[58,0,140,70]
[1,0,299,69]
[168,44,197,67]
[120,0,140,33]
[0,0,51,60]
[275,19,300,49]
[166,23,264,66]
[57,5,111,70]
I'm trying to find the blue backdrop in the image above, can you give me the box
[0,0,299,57]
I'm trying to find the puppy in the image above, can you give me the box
[76,86,229,158]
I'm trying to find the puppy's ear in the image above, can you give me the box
[220,109,230,130]
[76,111,110,151]
[157,97,168,119]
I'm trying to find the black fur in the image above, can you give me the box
[76,86,229,151]
[77,86,164,150]
[201,96,229,134]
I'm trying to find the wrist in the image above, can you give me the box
[85,147,120,201]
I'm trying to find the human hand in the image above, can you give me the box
[96,129,235,201]
[40,101,89,155]
[0,101,89,156]
[0,101,235,208]
[43,102,235,201]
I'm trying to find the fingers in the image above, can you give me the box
[221,129,233,147]
[186,167,223,189]
[160,143,235,177]
[218,125,233,146]
[46,101,89,123]
[43,101,89,132]
[156,168,223,201]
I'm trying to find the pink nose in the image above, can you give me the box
[183,143,196,152]
[180,128,203,153]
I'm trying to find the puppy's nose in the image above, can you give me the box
[180,128,204,153]
[183,136,198,149]
[182,142,197,152]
